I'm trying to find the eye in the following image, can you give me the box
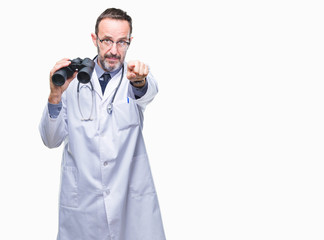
[117,40,127,46]
[103,39,113,45]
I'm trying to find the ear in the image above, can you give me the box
[129,36,133,45]
[91,33,98,47]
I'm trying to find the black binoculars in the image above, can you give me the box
[52,58,95,86]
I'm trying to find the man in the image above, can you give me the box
[39,8,165,240]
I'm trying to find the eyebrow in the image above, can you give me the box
[100,34,129,41]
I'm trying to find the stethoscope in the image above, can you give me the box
[77,64,124,121]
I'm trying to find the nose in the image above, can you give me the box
[109,42,118,55]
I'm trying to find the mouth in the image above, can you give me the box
[107,57,119,60]
[105,55,120,63]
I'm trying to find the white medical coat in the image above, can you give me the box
[39,63,165,240]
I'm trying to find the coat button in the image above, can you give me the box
[103,161,108,166]
[103,189,110,197]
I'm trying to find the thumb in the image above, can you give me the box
[127,64,135,71]
[66,71,78,83]
[62,72,77,90]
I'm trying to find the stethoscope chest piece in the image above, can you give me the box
[107,103,113,114]
[105,65,124,115]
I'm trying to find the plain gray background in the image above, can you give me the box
[0,0,323,239]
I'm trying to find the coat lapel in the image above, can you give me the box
[90,70,103,99]
[90,64,126,102]
[103,67,124,101]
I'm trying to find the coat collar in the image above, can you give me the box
[90,63,126,101]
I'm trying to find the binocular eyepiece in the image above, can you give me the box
[52,58,95,86]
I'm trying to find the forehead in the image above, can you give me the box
[98,18,130,38]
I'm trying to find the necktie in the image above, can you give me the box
[100,73,111,94]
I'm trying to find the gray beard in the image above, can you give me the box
[97,45,122,72]
[99,57,121,72]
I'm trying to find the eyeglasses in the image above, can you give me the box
[97,35,130,51]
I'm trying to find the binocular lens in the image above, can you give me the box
[77,67,92,84]
[52,70,67,86]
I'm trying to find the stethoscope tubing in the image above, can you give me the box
[77,64,124,121]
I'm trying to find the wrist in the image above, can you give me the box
[48,92,62,104]
[131,78,146,88]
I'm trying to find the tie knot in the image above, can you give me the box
[102,73,111,82]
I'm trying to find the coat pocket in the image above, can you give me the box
[112,98,140,131]
[60,166,78,208]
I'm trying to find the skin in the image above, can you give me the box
[48,18,148,104]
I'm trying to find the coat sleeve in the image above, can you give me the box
[39,95,68,149]
[134,70,158,112]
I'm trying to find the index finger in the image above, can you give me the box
[127,64,135,71]
[50,59,71,76]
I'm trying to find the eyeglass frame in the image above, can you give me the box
[96,35,131,50]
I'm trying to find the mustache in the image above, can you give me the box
[104,54,121,59]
